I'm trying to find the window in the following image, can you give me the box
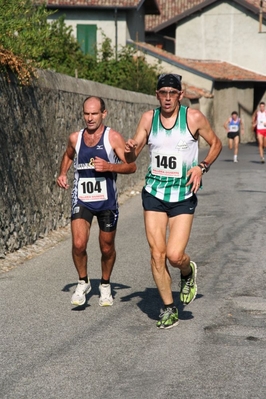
[77,24,97,55]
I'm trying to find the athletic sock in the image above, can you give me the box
[181,270,192,280]
[80,276,88,283]
[101,278,110,285]
[164,303,174,310]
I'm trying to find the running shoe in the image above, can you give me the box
[156,307,179,329]
[99,284,113,307]
[71,280,91,306]
[180,261,197,305]
[261,158,265,164]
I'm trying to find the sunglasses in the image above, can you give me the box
[157,90,180,98]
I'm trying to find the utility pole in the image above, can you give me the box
[114,8,118,61]
[259,0,263,33]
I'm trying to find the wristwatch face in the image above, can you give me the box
[203,162,209,172]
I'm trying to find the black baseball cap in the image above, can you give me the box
[157,74,182,90]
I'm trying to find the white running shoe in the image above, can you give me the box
[99,284,113,307]
[71,280,91,306]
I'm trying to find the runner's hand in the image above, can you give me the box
[57,175,69,189]
[125,139,138,153]
[186,166,202,193]
[94,156,110,172]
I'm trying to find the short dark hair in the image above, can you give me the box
[260,101,265,106]
[83,96,106,112]
[231,111,238,116]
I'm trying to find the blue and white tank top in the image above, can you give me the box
[72,127,119,212]
[228,117,240,133]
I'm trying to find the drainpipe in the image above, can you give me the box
[259,0,263,33]
[115,8,118,60]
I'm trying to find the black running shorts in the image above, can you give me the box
[71,205,119,232]
[227,131,239,139]
[142,188,197,217]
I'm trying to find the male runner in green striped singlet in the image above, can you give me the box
[125,74,222,329]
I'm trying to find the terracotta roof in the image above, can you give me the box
[135,41,266,82]
[146,0,266,31]
[146,0,203,31]
[41,0,141,5]
[183,84,213,100]
[38,0,160,12]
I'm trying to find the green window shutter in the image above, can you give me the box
[77,24,97,55]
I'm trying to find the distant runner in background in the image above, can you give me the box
[252,101,266,163]
[223,111,244,163]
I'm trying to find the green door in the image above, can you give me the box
[77,24,97,55]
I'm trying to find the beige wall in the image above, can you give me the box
[213,83,255,145]
[175,2,266,76]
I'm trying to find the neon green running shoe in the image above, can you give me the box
[156,307,179,329]
[180,261,197,305]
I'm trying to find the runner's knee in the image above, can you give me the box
[151,250,166,268]
[72,237,87,255]
[101,243,115,259]
[167,250,185,268]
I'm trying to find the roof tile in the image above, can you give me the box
[40,0,143,6]
[145,0,265,31]
[137,41,266,81]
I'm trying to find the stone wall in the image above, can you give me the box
[0,69,158,255]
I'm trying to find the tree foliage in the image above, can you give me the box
[83,36,160,94]
[0,0,161,94]
[0,47,36,85]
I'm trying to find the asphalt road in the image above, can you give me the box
[1,142,266,399]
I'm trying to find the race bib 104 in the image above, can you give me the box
[78,177,108,202]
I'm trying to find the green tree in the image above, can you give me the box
[0,0,161,94]
[34,16,89,76]
[0,0,54,59]
[83,36,161,95]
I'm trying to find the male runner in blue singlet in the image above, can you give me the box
[125,74,222,329]
[57,96,136,307]
[223,111,244,162]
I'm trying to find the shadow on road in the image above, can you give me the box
[62,279,131,311]
[120,287,203,321]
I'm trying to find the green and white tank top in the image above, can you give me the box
[144,105,198,202]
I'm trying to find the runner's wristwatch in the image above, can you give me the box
[198,161,210,174]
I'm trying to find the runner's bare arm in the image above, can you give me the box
[94,130,136,174]
[186,109,222,192]
[124,110,153,163]
[57,132,77,189]
[188,108,222,165]
[223,118,230,131]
